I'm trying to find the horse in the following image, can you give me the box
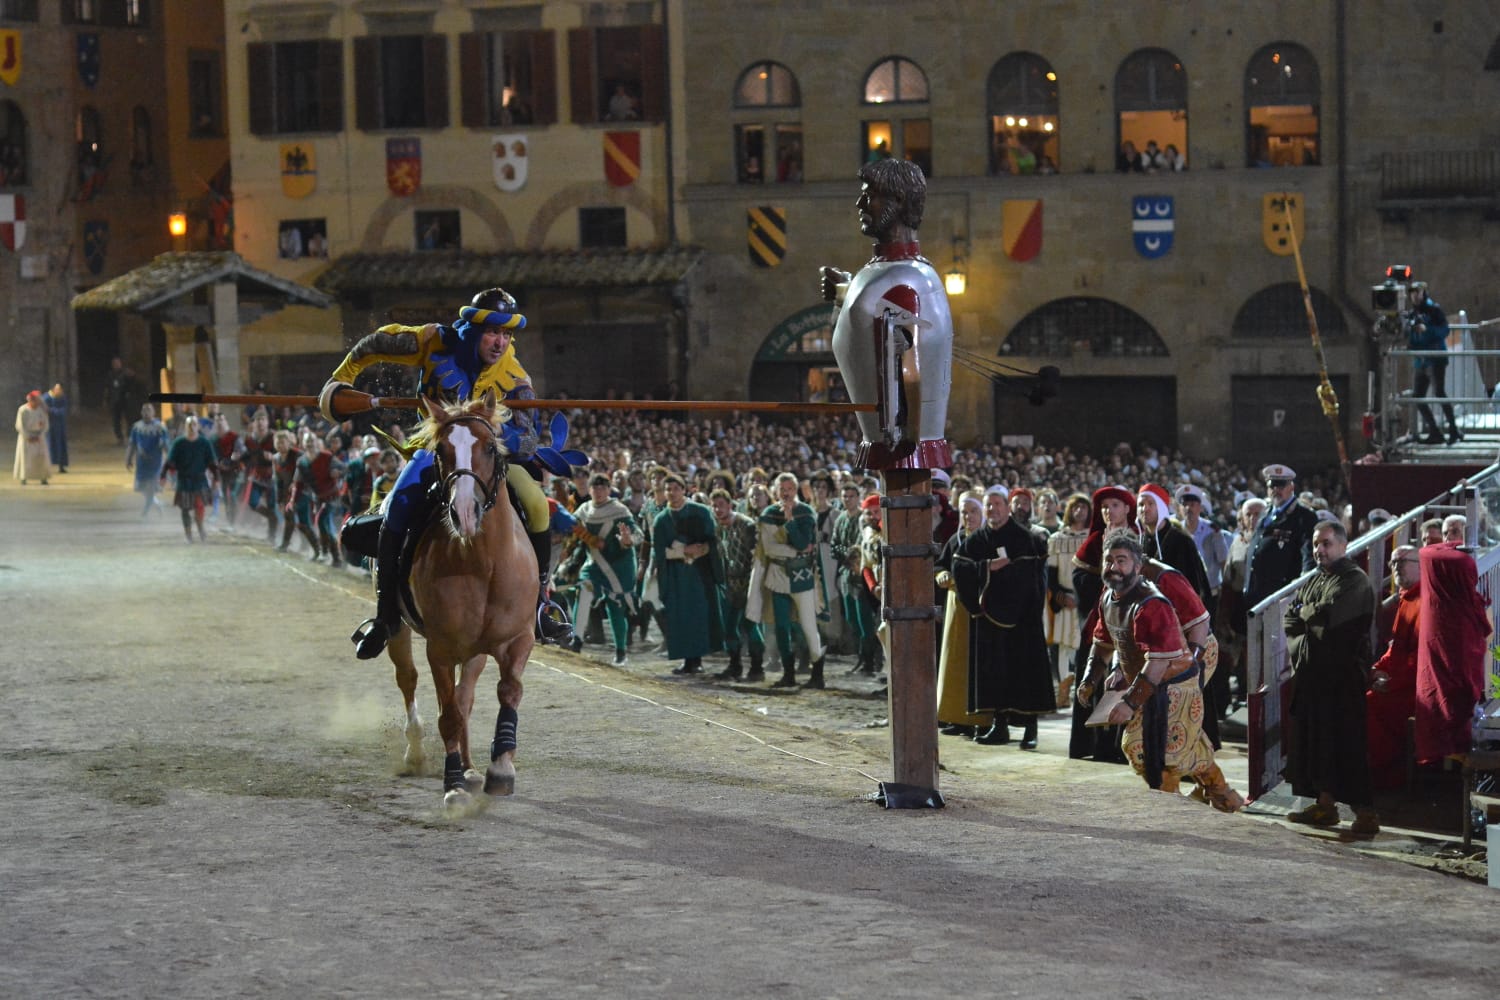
[385,391,537,811]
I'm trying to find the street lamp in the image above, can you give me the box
[168,212,188,238]
[944,236,968,296]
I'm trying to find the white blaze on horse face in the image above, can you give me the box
[448,424,482,537]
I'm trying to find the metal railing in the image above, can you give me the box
[1243,463,1499,800]
[1379,150,1500,201]
[1381,316,1500,442]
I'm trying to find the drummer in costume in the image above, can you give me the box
[320,288,576,659]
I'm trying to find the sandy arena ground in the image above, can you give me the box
[1,416,1494,999]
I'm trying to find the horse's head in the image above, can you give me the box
[421,391,510,540]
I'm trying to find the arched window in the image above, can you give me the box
[987,52,1060,175]
[1114,48,1187,173]
[1232,283,1347,339]
[0,101,27,188]
[76,105,103,194]
[130,106,153,183]
[1000,297,1169,358]
[1245,43,1320,167]
[860,56,930,176]
[732,61,802,184]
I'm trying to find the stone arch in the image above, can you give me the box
[525,181,664,249]
[1232,282,1347,339]
[358,184,516,250]
[1000,296,1169,358]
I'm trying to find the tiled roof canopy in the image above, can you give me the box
[70,252,335,312]
[314,247,703,294]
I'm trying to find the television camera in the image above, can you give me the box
[1371,264,1413,317]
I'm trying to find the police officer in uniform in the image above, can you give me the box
[1242,463,1318,610]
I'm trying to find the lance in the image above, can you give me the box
[150,390,874,416]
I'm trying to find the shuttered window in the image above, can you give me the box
[567,24,665,124]
[247,40,344,135]
[354,35,449,131]
[459,29,557,127]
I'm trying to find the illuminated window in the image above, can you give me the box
[1115,49,1187,173]
[1245,43,1320,167]
[988,52,1060,175]
[862,56,927,104]
[459,28,558,127]
[733,62,802,184]
[860,57,930,176]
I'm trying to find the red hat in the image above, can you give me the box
[26,389,42,401]
[1137,482,1173,525]
[1010,487,1034,503]
[860,493,882,512]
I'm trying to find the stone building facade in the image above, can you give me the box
[0,0,228,413]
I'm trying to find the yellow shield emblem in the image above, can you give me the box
[280,142,317,199]
[1262,192,1303,256]
[0,30,21,87]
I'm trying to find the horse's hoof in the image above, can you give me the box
[444,787,474,814]
[403,746,425,772]
[463,768,484,792]
[484,760,516,797]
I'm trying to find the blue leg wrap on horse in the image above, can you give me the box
[443,751,465,791]
[492,705,518,761]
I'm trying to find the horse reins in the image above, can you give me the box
[437,414,507,513]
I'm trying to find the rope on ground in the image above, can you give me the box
[549,665,883,786]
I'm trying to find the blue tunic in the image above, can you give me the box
[43,393,67,468]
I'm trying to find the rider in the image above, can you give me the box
[319,287,573,659]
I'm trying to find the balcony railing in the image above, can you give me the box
[1379,150,1500,202]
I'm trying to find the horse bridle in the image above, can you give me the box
[437,414,507,513]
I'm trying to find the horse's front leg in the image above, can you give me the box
[455,653,488,790]
[427,654,472,812]
[485,634,532,797]
[388,626,424,772]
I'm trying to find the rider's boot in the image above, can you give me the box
[529,530,575,646]
[351,521,404,660]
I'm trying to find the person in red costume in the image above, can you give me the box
[1415,542,1491,763]
[1367,545,1421,789]
[1067,485,1137,761]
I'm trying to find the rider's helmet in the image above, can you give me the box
[470,288,518,313]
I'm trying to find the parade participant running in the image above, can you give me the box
[320,287,572,659]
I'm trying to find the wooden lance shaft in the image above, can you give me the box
[149,390,874,417]
[880,469,939,791]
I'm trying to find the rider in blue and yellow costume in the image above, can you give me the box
[320,288,573,659]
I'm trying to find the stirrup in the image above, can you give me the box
[351,617,392,660]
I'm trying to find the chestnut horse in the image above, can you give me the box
[385,392,537,811]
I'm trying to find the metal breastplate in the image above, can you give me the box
[1101,579,1157,678]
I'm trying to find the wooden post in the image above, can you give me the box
[880,468,939,790]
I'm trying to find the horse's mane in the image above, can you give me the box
[407,395,513,452]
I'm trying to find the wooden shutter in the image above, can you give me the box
[567,27,595,124]
[423,34,449,128]
[459,32,484,127]
[247,42,273,135]
[637,24,665,123]
[318,40,344,131]
[353,36,377,130]
[530,29,557,125]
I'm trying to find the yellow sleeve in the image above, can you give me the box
[329,324,435,384]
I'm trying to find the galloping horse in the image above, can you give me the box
[385,391,537,810]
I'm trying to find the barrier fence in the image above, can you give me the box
[1244,462,1500,800]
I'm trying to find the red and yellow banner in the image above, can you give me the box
[1002,199,1042,262]
[604,131,640,187]
[0,30,21,86]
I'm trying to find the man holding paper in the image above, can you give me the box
[1077,530,1243,812]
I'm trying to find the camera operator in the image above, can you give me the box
[1406,282,1461,445]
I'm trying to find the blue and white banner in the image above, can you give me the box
[1132,195,1174,259]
